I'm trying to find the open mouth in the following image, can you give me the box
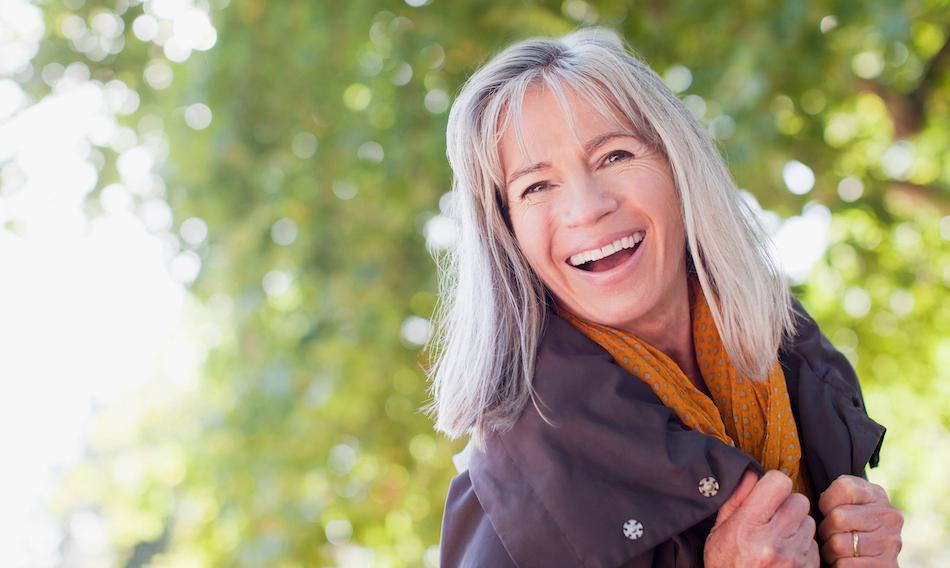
[568,232,646,273]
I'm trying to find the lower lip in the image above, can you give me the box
[569,235,646,286]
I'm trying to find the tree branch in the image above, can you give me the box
[912,32,950,108]
[888,181,950,215]
[856,30,950,138]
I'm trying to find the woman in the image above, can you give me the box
[425,27,902,567]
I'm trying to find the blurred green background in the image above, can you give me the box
[3,0,949,566]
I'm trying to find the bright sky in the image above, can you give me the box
[0,1,214,564]
[0,74,208,568]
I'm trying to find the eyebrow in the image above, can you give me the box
[506,161,551,186]
[583,130,637,155]
[505,130,638,186]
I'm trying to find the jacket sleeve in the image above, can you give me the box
[787,297,886,476]
[440,469,722,568]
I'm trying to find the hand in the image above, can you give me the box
[704,469,819,567]
[817,474,903,566]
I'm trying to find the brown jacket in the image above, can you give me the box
[439,298,885,567]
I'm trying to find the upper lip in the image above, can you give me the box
[563,228,646,264]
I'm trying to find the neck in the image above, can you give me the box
[619,273,702,389]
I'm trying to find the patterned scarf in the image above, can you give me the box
[555,276,810,497]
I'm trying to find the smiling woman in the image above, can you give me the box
[424,27,899,567]
[499,87,689,365]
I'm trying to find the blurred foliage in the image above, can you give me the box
[19,0,950,566]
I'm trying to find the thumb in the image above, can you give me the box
[713,468,759,527]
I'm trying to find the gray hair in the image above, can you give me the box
[423,27,796,452]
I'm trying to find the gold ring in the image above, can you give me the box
[852,531,860,557]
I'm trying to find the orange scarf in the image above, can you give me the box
[556,277,810,497]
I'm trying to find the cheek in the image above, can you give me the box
[644,183,685,244]
[510,210,554,270]
[660,215,687,260]
[667,213,686,244]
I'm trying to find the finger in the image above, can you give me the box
[795,515,818,547]
[805,538,820,567]
[775,513,818,567]
[798,510,817,540]
[819,475,877,516]
[714,467,760,527]
[788,510,817,555]
[734,469,793,523]
[821,531,884,564]
[866,482,890,505]
[830,559,877,567]
[768,491,811,536]
[821,531,850,565]
[818,504,882,542]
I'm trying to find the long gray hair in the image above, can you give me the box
[423,27,796,451]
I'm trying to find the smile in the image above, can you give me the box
[567,230,646,272]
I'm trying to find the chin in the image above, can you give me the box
[599,306,648,329]
[564,297,651,329]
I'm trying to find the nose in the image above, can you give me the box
[562,174,618,228]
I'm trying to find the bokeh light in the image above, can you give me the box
[4,1,948,566]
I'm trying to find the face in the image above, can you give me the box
[499,86,688,332]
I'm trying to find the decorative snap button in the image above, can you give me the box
[622,519,644,541]
[698,476,720,497]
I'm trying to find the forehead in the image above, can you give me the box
[497,83,634,170]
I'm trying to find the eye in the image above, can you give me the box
[521,181,550,198]
[602,150,634,166]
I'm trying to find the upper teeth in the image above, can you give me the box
[569,231,644,267]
